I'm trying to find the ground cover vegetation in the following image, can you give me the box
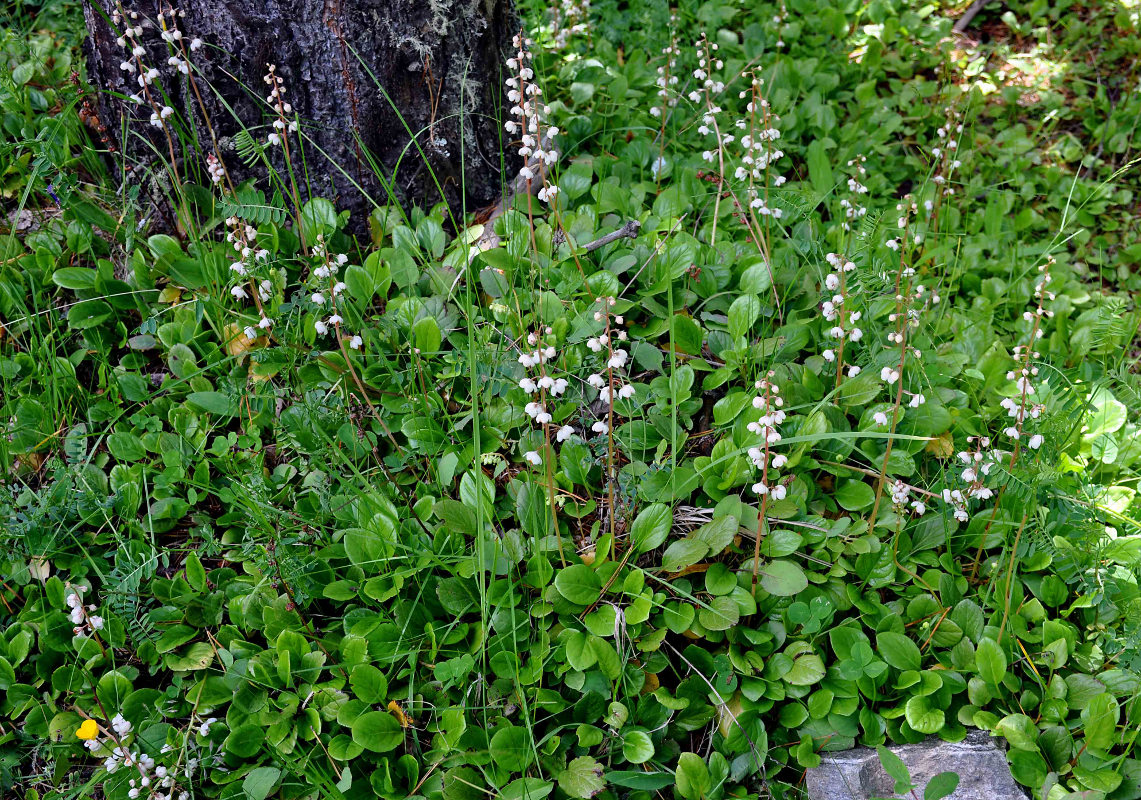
[2,0,1141,799]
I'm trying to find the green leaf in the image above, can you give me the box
[631,503,672,553]
[490,725,533,772]
[621,730,655,764]
[904,694,945,734]
[224,723,265,758]
[876,632,922,672]
[1081,692,1119,752]
[52,267,97,290]
[554,564,602,605]
[558,756,606,799]
[976,637,1007,686]
[835,479,874,511]
[675,753,711,800]
[351,711,403,753]
[186,391,236,416]
[661,538,709,572]
[500,778,554,800]
[876,745,913,794]
[349,663,388,703]
[243,767,281,800]
[671,315,703,355]
[924,771,960,800]
[760,560,808,596]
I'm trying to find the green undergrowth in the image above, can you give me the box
[1,1,1140,800]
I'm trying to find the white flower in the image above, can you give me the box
[607,349,628,369]
[770,484,787,501]
[1028,434,1043,449]
[618,384,636,400]
[112,714,132,736]
[349,335,363,349]
[258,316,273,329]
[523,450,542,466]
[244,326,258,339]
[230,285,248,299]
[873,412,889,426]
[587,374,606,389]
[822,349,835,362]
[847,366,861,377]
[314,320,328,335]
[556,425,575,442]
[311,292,325,304]
[592,421,609,434]
[880,367,899,384]
[327,314,342,326]
[519,378,537,394]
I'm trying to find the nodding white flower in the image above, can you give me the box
[534,411,552,424]
[847,365,861,377]
[267,132,281,146]
[230,285,248,299]
[349,335,363,350]
[244,326,258,339]
[771,454,787,469]
[607,349,628,369]
[551,378,568,395]
[1028,434,1044,449]
[770,484,787,501]
[519,378,537,394]
[332,281,346,295]
[112,714,132,736]
[880,367,900,384]
[618,384,636,400]
[752,481,768,496]
[257,316,273,330]
[556,425,575,443]
[822,349,835,362]
[587,373,606,389]
[311,292,325,305]
[908,393,925,408]
[523,450,542,466]
[327,314,342,326]
[190,37,203,51]
[591,420,609,434]
[314,320,328,335]
[873,411,889,426]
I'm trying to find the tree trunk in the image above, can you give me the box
[82,0,515,234]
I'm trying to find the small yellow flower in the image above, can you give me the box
[76,719,99,740]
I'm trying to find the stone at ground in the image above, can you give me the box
[804,730,1029,800]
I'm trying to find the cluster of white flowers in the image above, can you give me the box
[109,9,171,125]
[263,64,298,146]
[747,373,789,500]
[583,297,633,439]
[651,39,680,119]
[930,115,964,198]
[551,0,590,49]
[518,328,572,467]
[222,216,273,336]
[820,252,863,380]
[736,76,786,218]
[156,10,190,75]
[942,436,1003,522]
[505,33,560,204]
[839,156,869,231]
[308,235,358,347]
[66,585,104,636]
[1001,261,1053,450]
[205,153,224,185]
[890,480,927,516]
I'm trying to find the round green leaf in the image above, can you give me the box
[554,564,602,605]
[351,711,403,753]
[760,560,808,596]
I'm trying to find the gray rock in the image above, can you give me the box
[805,730,1029,800]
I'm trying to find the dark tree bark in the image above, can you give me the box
[83,0,515,233]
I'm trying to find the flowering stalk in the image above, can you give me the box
[820,252,863,388]
[747,372,788,593]
[967,259,1053,580]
